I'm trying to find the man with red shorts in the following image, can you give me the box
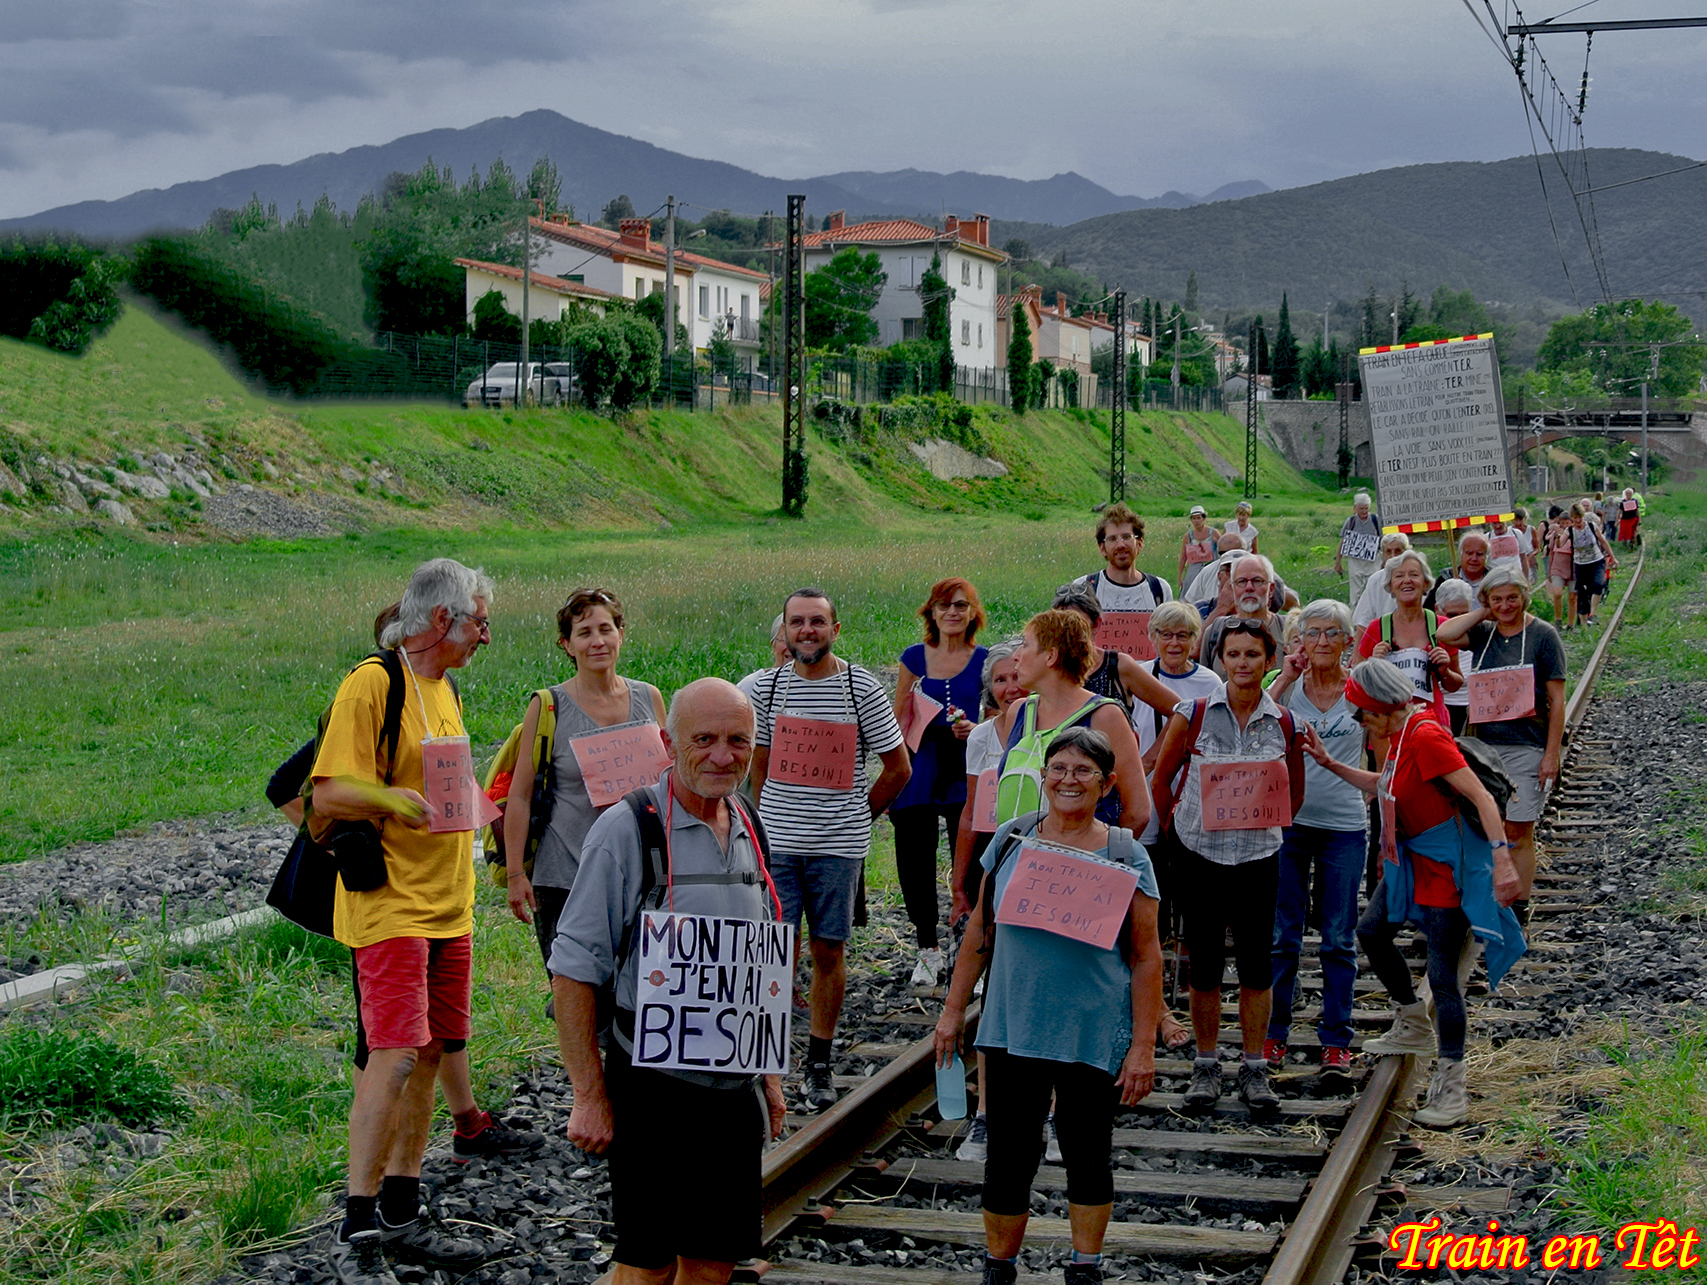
[311,558,495,1285]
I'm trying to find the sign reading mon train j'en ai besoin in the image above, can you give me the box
[1359,333,1512,533]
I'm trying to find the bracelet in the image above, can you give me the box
[1491,841,1511,851]
[506,871,527,880]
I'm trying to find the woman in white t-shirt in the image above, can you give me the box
[1432,578,1476,735]
[1223,500,1259,553]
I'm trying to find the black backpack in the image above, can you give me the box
[266,650,441,937]
[1444,736,1515,840]
[601,786,776,1040]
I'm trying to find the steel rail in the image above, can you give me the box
[761,1004,978,1245]
[1562,541,1646,737]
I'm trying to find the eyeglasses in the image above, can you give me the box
[1154,630,1196,642]
[937,600,973,612]
[457,612,491,637]
[1044,763,1103,781]
[1222,619,1269,637]
[1232,577,1268,588]
[1301,628,1346,641]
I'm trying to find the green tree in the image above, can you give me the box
[1184,270,1199,313]
[566,312,661,409]
[1003,238,1032,262]
[526,157,563,214]
[470,289,520,342]
[1007,302,1035,413]
[600,194,636,228]
[1271,292,1299,398]
[802,246,886,351]
[1536,298,1705,398]
[919,252,954,391]
[635,289,690,352]
[1,239,124,354]
[1427,285,1490,337]
[1299,337,1334,397]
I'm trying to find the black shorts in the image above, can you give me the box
[1176,848,1279,992]
[605,1045,766,1268]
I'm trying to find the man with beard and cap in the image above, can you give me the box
[1196,554,1286,678]
[749,587,910,1112]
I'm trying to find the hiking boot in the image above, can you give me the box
[910,947,946,993]
[377,1206,487,1271]
[1183,1059,1222,1112]
[1237,1060,1280,1115]
[1262,1037,1287,1068]
[328,1230,397,1285]
[801,1060,838,1111]
[452,1112,544,1164]
[1064,1263,1104,1285]
[1413,1057,1469,1128]
[1363,1000,1435,1056]
[1043,1113,1062,1163]
[980,1256,1019,1285]
[955,1113,989,1163]
[1319,1046,1354,1077]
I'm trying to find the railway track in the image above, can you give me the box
[747,548,1647,1285]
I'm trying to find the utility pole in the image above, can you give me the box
[1170,310,1181,389]
[1244,320,1259,499]
[782,195,807,516]
[765,210,776,388]
[1111,287,1127,504]
[663,194,676,400]
[519,198,532,406]
[1336,379,1351,490]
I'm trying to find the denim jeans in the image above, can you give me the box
[1269,825,1365,1049]
[1356,881,1471,1061]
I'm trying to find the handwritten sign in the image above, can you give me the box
[970,768,1000,832]
[994,843,1139,949]
[1489,533,1520,561]
[768,715,857,791]
[1199,758,1293,831]
[1468,665,1535,724]
[570,721,669,807]
[901,688,944,753]
[1184,539,1216,565]
[1095,611,1156,661]
[1359,334,1511,529]
[422,736,504,834]
[633,912,794,1075]
[1340,530,1381,563]
[1384,646,1435,701]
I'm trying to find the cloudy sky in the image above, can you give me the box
[1,0,1702,219]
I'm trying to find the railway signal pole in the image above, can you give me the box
[781,195,807,516]
[1110,288,1127,503]
[1244,323,1259,500]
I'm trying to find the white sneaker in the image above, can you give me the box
[956,1113,989,1162]
[1043,1113,1062,1163]
[910,947,945,992]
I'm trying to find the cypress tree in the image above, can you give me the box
[1272,292,1300,398]
[1007,303,1034,414]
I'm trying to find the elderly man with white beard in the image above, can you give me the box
[1195,554,1286,679]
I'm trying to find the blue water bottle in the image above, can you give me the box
[935,1051,968,1121]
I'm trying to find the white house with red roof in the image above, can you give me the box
[454,259,621,328]
[524,216,769,360]
[800,212,1006,368]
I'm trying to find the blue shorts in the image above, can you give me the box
[770,851,861,943]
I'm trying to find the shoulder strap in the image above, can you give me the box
[1380,613,1393,646]
[980,812,1043,947]
[363,650,405,787]
[615,789,671,974]
[1146,572,1163,602]
[1184,697,1209,756]
[1276,705,1298,749]
[1423,609,1437,646]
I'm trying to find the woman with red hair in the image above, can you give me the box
[892,577,988,990]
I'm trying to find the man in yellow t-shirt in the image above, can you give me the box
[312,558,494,1285]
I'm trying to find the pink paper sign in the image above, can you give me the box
[970,768,1000,833]
[1468,665,1535,724]
[994,844,1140,950]
[423,736,504,834]
[1199,759,1293,831]
[570,722,670,807]
[1489,533,1520,560]
[901,688,944,753]
[768,715,857,791]
[1095,611,1156,661]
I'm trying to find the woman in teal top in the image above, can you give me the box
[935,727,1162,1285]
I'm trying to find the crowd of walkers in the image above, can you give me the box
[277,483,1632,1285]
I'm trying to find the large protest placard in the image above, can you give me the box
[994,842,1139,950]
[632,912,794,1075]
[1359,333,1513,533]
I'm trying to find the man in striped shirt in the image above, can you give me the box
[750,587,911,1110]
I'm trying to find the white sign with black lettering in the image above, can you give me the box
[1360,335,1512,529]
[632,912,793,1075]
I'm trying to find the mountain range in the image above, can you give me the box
[0,109,1266,240]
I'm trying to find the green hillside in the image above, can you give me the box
[0,301,1322,539]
